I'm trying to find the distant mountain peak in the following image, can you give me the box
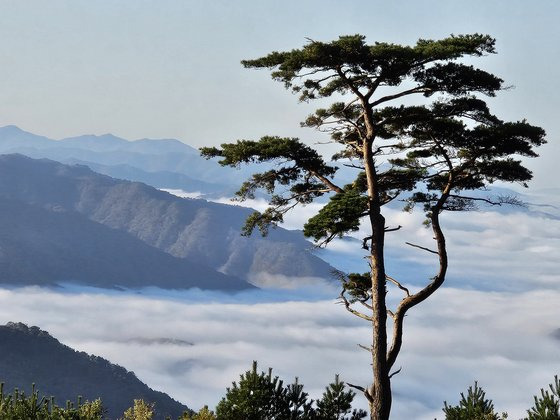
[0,124,24,132]
[0,125,40,136]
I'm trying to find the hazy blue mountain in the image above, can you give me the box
[60,133,200,155]
[0,125,54,150]
[0,322,190,419]
[0,154,334,286]
[63,159,232,195]
[0,125,253,190]
[0,197,250,290]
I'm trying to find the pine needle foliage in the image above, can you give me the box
[201,33,546,420]
[525,376,560,420]
[442,382,506,420]
[0,382,104,420]
[215,362,364,420]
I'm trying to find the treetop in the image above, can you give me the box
[242,34,501,101]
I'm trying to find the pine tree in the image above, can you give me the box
[442,382,506,420]
[201,33,546,420]
[316,375,367,420]
[121,399,154,420]
[215,361,290,419]
[181,405,216,420]
[525,376,560,420]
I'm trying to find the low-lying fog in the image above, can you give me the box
[1,189,558,419]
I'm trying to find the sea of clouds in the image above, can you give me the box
[0,187,558,419]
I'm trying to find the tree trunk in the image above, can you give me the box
[369,212,392,420]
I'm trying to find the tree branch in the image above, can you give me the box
[405,242,438,254]
[385,225,402,232]
[388,367,402,379]
[338,291,374,322]
[387,178,451,370]
[358,344,373,352]
[370,86,431,107]
[386,275,410,297]
[309,170,344,193]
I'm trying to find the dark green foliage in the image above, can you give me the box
[525,376,560,420]
[442,382,505,420]
[204,33,545,242]
[215,362,363,420]
[315,375,367,420]
[304,189,367,244]
[0,322,189,419]
[241,34,498,100]
[0,382,104,419]
[201,136,338,236]
[215,361,291,420]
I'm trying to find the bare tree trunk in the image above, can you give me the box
[362,103,392,420]
[368,212,391,420]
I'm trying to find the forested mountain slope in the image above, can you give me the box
[0,154,334,287]
[0,322,190,419]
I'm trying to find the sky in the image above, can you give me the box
[0,0,558,188]
[0,2,559,419]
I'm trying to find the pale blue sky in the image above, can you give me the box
[0,0,558,187]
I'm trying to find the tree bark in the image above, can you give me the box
[368,211,391,420]
[362,121,392,419]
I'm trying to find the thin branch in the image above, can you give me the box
[313,231,339,249]
[448,194,525,207]
[358,344,373,353]
[386,275,410,297]
[364,78,383,100]
[342,162,365,170]
[387,177,452,370]
[347,383,366,393]
[385,225,402,232]
[338,292,374,322]
[308,170,344,194]
[336,67,366,101]
[389,367,402,379]
[405,241,438,254]
[359,300,373,311]
[370,86,431,107]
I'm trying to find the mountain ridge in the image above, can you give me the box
[0,154,334,289]
[0,322,190,419]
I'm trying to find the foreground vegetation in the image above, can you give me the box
[2,368,558,419]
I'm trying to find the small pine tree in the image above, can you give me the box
[0,382,105,419]
[181,405,216,420]
[442,382,507,420]
[215,361,290,420]
[285,378,314,419]
[525,376,560,420]
[315,375,367,420]
[121,399,154,420]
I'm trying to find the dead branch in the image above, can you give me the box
[338,291,373,322]
[405,241,438,254]
[385,225,402,232]
[358,344,373,352]
[388,367,402,379]
[386,275,410,297]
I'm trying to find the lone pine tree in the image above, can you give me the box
[201,34,546,420]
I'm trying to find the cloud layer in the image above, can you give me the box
[0,285,558,419]
[0,190,555,419]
